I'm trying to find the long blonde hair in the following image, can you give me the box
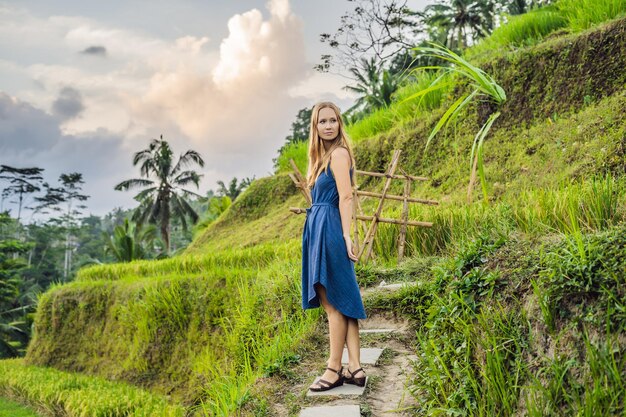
[306,101,357,189]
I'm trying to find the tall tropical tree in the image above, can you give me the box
[496,0,555,15]
[0,166,44,223]
[344,57,402,116]
[422,0,496,50]
[34,173,89,281]
[114,136,205,254]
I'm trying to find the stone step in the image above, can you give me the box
[342,347,384,365]
[359,328,397,334]
[358,312,409,334]
[299,404,361,416]
[377,280,417,291]
[306,377,368,397]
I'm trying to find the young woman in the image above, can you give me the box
[301,101,367,392]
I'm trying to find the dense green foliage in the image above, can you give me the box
[365,223,626,415]
[0,214,32,357]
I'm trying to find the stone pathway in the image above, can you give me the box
[341,347,384,365]
[298,307,417,416]
[299,405,361,417]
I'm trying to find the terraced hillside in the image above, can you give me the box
[1,13,625,417]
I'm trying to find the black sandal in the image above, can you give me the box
[309,366,344,392]
[344,367,366,387]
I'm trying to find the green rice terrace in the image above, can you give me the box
[2,2,626,416]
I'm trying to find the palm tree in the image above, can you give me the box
[422,0,496,50]
[114,136,205,254]
[216,177,254,201]
[499,0,556,15]
[103,219,159,262]
[344,57,402,116]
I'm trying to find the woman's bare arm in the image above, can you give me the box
[330,147,358,261]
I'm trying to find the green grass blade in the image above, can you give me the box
[398,80,456,105]
[425,92,472,150]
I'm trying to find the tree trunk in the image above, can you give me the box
[17,190,23,223]
[63,198,74,281]
[161,199,171,255]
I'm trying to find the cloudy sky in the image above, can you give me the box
[0,0,434,220]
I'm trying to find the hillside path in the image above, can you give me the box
[297,284,418,416]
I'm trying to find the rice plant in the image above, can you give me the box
[393,71,453,114]
[0,359,185,416]
[525,329,626,416]
[77,240,299,282]
[467,7,568,59]
[345,106,395,142]
[368,174,625,260]
[411,42,506,203]
[557,0,626,31]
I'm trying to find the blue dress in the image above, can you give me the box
[301,164,367,319]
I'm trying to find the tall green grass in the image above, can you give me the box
[467,0,626,62]
[525,329,626,416]
[345,72,449,142]
[345,106,395,142]
[371,175,624,260]
[190,256,321,415]
[372,221,626,416]
[495,8,567,46]
[0,359,184,416]
[394,71,452,113]
[77,240,300,282]
[558,0,626,30]
[273,140,308,176]
[468,7,567,58]
[410,282,528,414]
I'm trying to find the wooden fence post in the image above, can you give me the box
[359,149,402,262]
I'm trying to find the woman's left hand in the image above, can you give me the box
[344,236,358,262]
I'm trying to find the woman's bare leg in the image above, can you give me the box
[309,284,348,389]
[345,318,365,379]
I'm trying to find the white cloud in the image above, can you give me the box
[129,0,309,155]
[175,36,210,55]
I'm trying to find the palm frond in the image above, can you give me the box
[113,178,154,192]
[132,187,158,202]
[172,150,205,175]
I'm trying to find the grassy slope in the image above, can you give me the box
[2,15,625,417]
[24,251,315,410]
[0,396,41,417]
